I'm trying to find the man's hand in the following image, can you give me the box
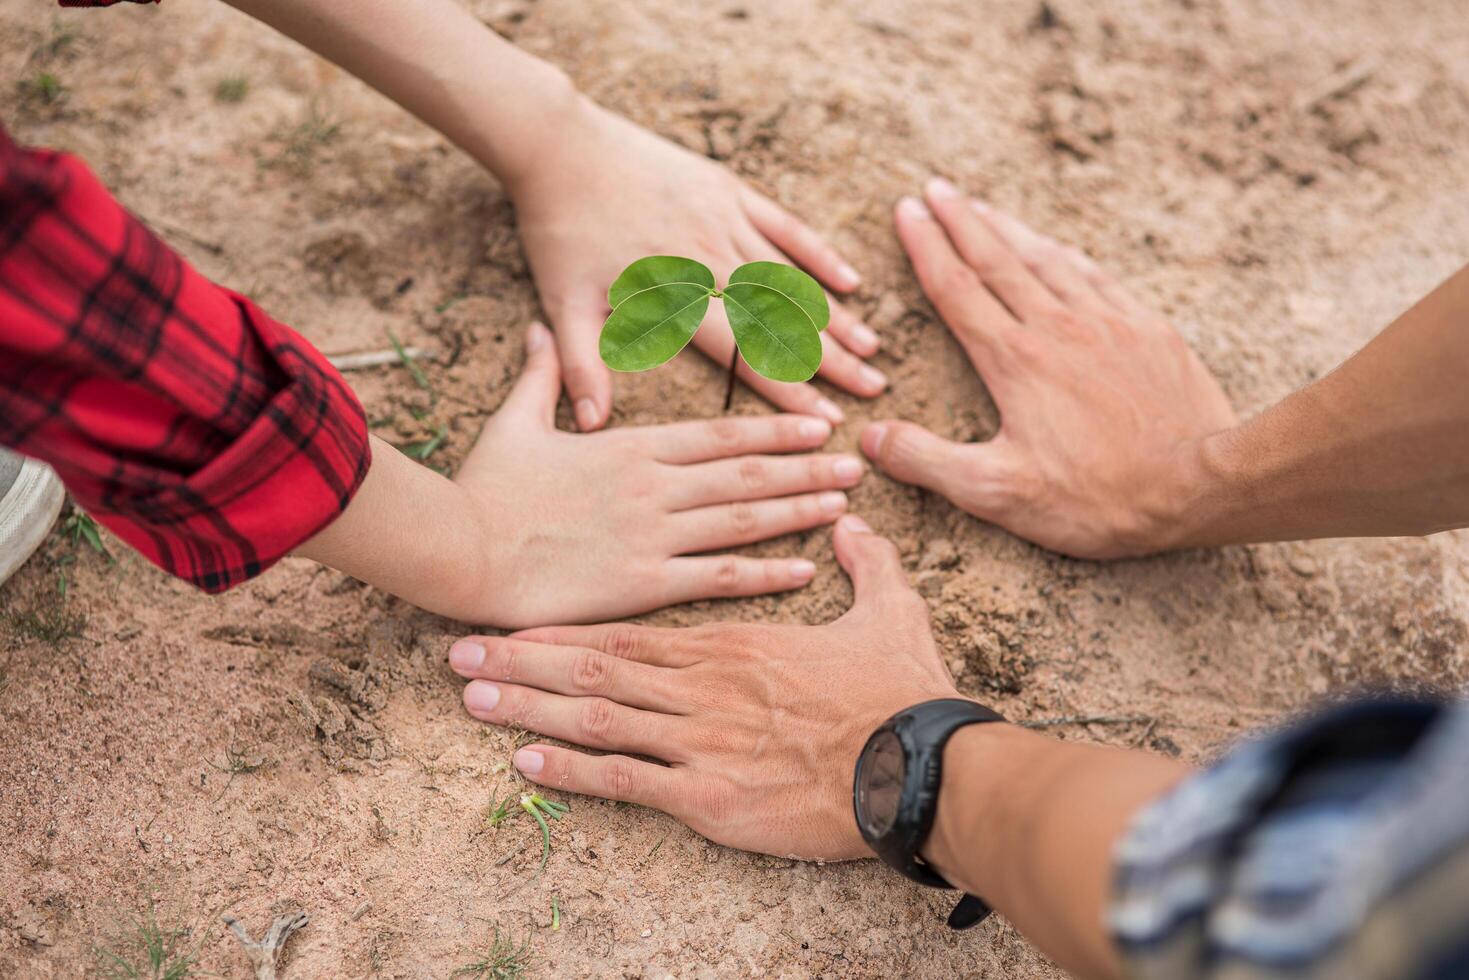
[861,179,1238,559]
[509,101,886,431]
[447,514,959,860]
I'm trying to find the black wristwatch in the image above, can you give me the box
[853,698,1006,930]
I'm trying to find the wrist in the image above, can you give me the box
[919,722,1041,896]
[1158,425,1259,550]
[492,77,592,197]
[297,438,491,621]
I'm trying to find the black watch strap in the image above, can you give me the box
[856,698,1006,930]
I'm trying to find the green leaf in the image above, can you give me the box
[607,255,715,307]
[728,261,830,332]
[600,256,715,371]
[722,262,827,383]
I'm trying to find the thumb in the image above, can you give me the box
[552,302,614,432]
[832,514,919,612]
[860,420,976,503]
[498,321,562,428]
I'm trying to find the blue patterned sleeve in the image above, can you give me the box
[1109,698,1469,979]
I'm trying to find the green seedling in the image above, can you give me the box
[599,256,830,410]
[63,509,111,559]
[94,903,206,980]
[214,75,249,104]
[550,894,560,931]
[25,73,66,105]
[520,792,569,872]
[3,601,86,643]
[387,328,434,397]
[452,926,532,979]
[485,792,516,828]
[205,742,270,802]
[399,423,447,463]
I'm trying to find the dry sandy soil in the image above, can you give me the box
[3,0,1469,976]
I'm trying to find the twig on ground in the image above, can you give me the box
[1020,714,1153,730]
[148,219,225,256]
[1295,54,1379,113]
[327,347,441,371]
[223,910,310,980]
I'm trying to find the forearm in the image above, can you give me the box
[1177,263,1469,546]
[923,724,1190,980]
[224,0,580,189]
[295,435,491,620]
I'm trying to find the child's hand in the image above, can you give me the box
[447,322,863,628]
[507,100,886,432]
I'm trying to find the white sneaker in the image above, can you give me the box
[0,449,65,586]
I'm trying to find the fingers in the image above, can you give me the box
[894,196,1016,379]
[826,301,882,358]
[659,555,817,604]
[549,299,615,431]
[816,328,888,397]
[664,452,864,510]
[969,201,1117,322]
[462,678,674,758]
[671,490,847,553]
[740,187,861,294]
[690,314,846,424]
[510,623,700,668]
[922,178,1065,324]
[859,420,975,503]
[1064,246,1167,327]
[831,514,920,610]
[474,322,561,438]
[449,636,674,711]
[649,413,833,465]
[512,744,680,812]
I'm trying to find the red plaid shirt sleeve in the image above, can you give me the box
[0,124,371,593]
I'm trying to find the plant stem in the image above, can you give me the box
[723,344,739,413]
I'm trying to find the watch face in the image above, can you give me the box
[855,728,905,839]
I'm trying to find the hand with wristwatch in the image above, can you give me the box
[450,515,1190,979]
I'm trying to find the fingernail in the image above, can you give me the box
[798,417,833,441]
[525,322,548,353]
[575,398,599,431]
[789,559,816,581]
[513,748,544,775]
[859,365,888,393]
[836,263,861,290]
[851,323,880,351]
[862,423,888,459]
[449,640,485,672]
[970,198,991,212]
[820,491,848,515]
[816,398,845,425]
[464,681,501,714]
[834,456,864,483]
[926,176,961,200]
[840,513,873,533]
[897,197,931,221]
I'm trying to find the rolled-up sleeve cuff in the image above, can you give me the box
[95,298,371,593]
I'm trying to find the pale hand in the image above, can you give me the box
[862,179,1239,559]
[453,323,866,628]
[509,99,886,431]
[448,514,960,861]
